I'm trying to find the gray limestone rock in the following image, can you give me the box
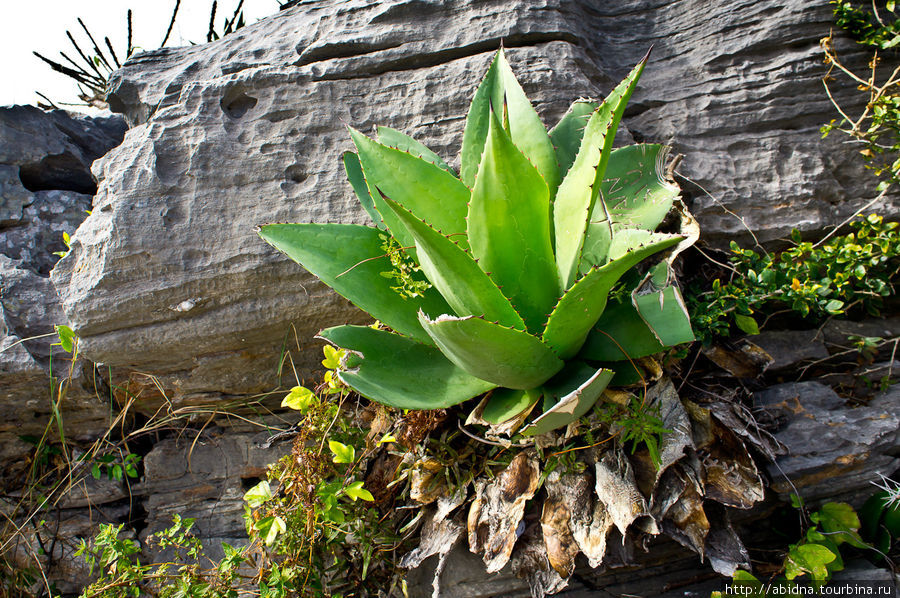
[0,106,124,481]
[137,428,290,563]
[0,105,127,195]
[0,189,94,276]
[754,381,900,503]
[750,329,830,372]
[53,0,898,403]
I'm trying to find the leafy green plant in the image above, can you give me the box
[822,1,900,189]
[259,48,696,437]
[253,346,403,594]
[83,452,141,482]
[688,214,900,342]
[74,349,401,598]
[52,232,72,258]
[716,498,871,596]
[596,394,670,467]
[75,516,246,598]
[832,0,900,49]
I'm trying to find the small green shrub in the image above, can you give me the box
[716,498,870,596]
[822,1,900,188]
[687,214,900,342]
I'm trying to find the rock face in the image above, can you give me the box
[137,422,290,563]
[50,0,898,405]
[755,381,900,503]
[0,107,126,474]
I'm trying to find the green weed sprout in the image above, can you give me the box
[259,49,696,436]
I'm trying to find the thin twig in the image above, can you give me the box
[207,1,219,42]
[35,92,60,110]
[65,30,104,80]
[675,170,767,254]
[813,186,890,248]
[127,10,133,57]
[105,37,121,69]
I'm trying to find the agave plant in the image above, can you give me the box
[259,49,696,436]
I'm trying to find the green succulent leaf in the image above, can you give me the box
[379,195,526,330]
[550,100,598,179]
[542,232,682,358]
[342,152,384,230]
[460,49,559,195]
[578,296,667,361]
[258,223,450,345]
[418,312,564,389]
[350,127,471,251]
[633,285,695,347]
[468,108,558,333]
[481,387,541,425]
[521,363,614,436]
[580,144,680,273]
[554,57,648,290]
[606,228,675,261]
[604,144,679,229]
[319,325,496,409]
[376,126,454,174]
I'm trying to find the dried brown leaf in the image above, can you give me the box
[467,451,540,573]
[657,465,710,556]
[594,448,654,538]
[540,471,582,577]
[400,507,463,570]
[410,456,447,505]
[702,340,774,378]
[647,377,694,485]
[510,524,569,598]
[705,503,750,576]
[702,419,765,509]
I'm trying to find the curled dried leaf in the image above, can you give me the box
[702,419,765,509]
[705,504,751,576]
[467,451,540,573]
[656,465,710,556]
[410,457,447,505]
[510,524,569,598]
[400,507,463,570]
[646,377,693,485]
[540,471,582,577]
[595,448,654,538]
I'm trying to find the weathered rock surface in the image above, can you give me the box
[754,381,900,503]
[0,106,126,200]
[133,421,291,559]
[52,0,898,403]
[138,426,290,562]
[0,107,125,477]
[750,330,830,372]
